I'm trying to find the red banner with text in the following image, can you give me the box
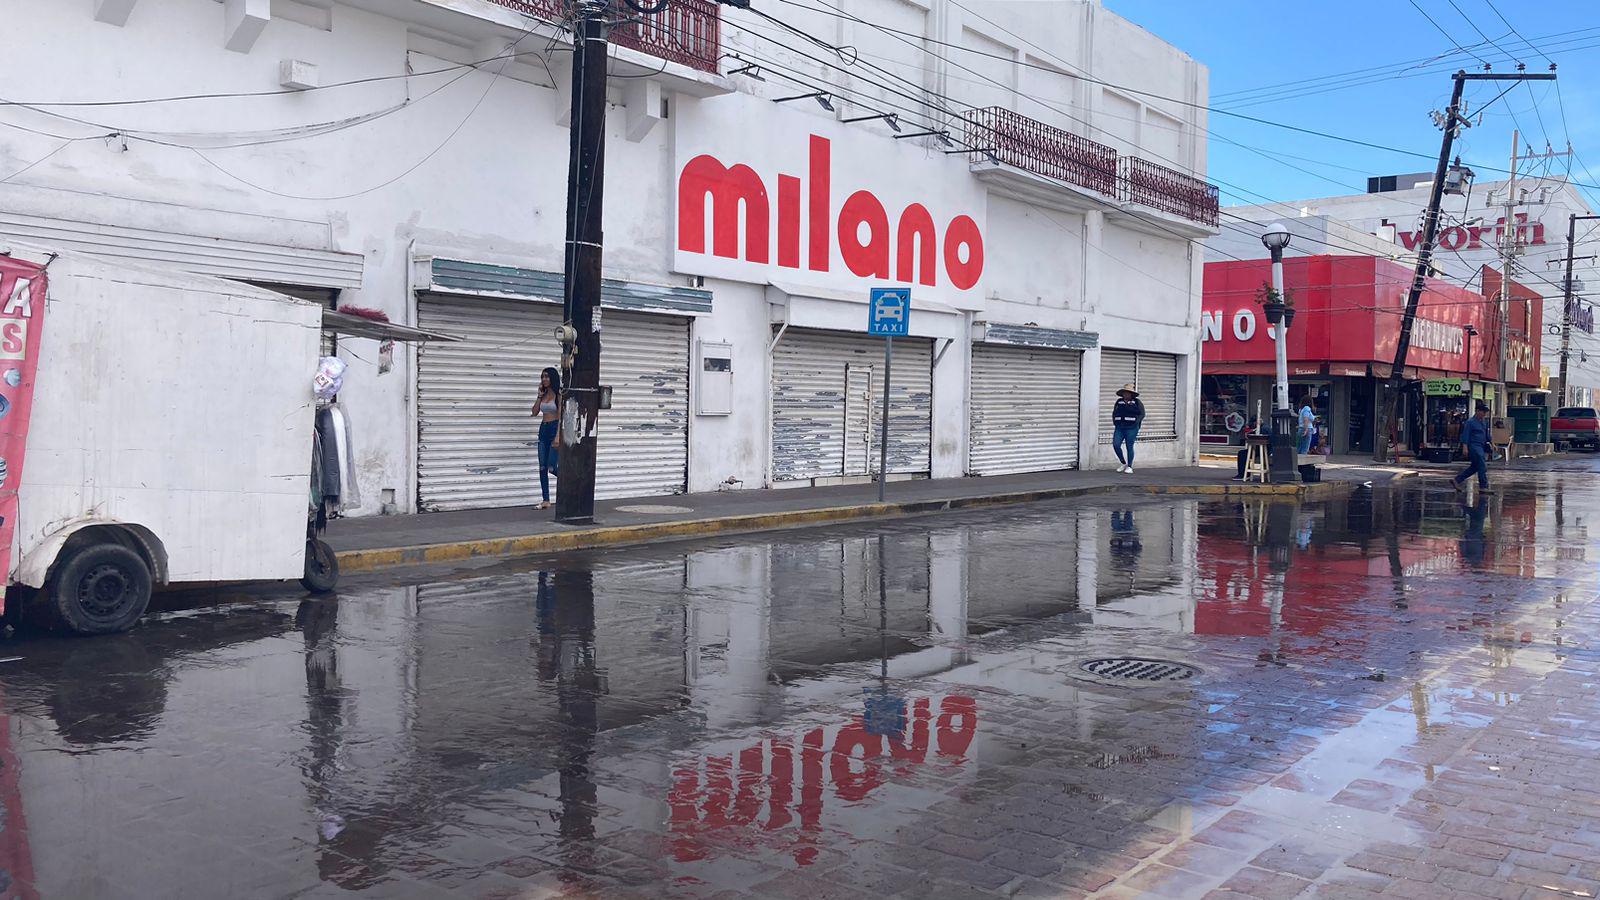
[0,256,47,606]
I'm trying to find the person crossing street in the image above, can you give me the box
[1112,384,1145,474]
[1453,403,1494,494]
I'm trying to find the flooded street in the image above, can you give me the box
[1,466,1598,898]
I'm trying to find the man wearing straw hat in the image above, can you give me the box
[1111,383,1145,474]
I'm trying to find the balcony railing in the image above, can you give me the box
[963,106,1219,228]
[487,0,721,74]
[964,106,1118,197]
[1118,156,1220,228]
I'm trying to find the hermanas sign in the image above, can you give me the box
[673,96,988,299]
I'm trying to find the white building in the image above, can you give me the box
[0,0,1215,515]
[1228,172,1600,405]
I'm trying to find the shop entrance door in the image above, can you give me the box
[843,363,874,476]
[1348,378,1374,453]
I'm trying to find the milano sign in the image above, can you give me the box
[673,96,988,299]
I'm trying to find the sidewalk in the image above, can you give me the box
[328,459,1412,574]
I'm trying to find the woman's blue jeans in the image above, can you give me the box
[1113,425,1139,466]
[538,419,560,502]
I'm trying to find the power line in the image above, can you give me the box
[1480,0,1553,66]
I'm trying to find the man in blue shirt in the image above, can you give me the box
[1452,403,1494,492]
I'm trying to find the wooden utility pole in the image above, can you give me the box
[555,0,610,524]
[1556,214,1600,407]
[1374,70,1555,462]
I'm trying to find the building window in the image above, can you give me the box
[1201,374,1248,444]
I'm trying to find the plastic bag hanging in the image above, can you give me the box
[314,356,346,402]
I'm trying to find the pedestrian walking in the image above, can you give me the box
[1112,384,1145,473]
[1452,402,1493,494]
[1296,402,1316,454]
[532,366,562,509]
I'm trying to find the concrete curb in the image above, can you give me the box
[335,478,1360,574]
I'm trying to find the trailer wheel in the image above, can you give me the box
[301,539,339,594]
[47,543,152,635]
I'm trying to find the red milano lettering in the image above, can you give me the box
[678,135,985,290]
[667,695,979,865]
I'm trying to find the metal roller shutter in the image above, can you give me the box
[969,344,1081,475]
[1100,349,1178,442]
[772,329,933,482]
[1139,352,1179,440]
[416,294,688,511]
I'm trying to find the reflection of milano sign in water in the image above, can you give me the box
[668,694,978,864]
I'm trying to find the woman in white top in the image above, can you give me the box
[533,367,562,508]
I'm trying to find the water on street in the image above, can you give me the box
[0,464,1597,898]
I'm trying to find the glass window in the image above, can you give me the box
[1201,375,1249,443]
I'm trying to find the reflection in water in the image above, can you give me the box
[0,473,1583,896]
[540,569,602,878]
[1460,495,1489,569]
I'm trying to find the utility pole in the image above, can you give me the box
[1496,130,1518,414]
[1488,135,1566,412]
[1556,213,1600,407]
[555,0,611,525]
[1374,69,1555,463]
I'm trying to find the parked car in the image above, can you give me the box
[1552,407,1600,451]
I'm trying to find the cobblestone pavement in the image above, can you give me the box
[0,465,1595,898]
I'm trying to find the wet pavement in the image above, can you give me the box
[1,463,1599,898]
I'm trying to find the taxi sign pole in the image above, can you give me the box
[868,288,909,503]
[879,334,891,503]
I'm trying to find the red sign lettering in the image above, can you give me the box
[677,135,985,290]
[667,694,979,865]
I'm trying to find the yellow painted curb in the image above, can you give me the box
[336,483,1123,574]
[336,477,1368,574]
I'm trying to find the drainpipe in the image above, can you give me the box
[765,319,789,488]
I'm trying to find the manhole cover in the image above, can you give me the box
[1080,657,1200,683]
[615,504,695,514]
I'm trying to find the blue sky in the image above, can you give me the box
[1104,0,1600,211]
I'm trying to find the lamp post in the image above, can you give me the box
[1462,324,1477,383]
[1262,223,1300,483]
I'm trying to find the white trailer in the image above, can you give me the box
[2,245,325,633]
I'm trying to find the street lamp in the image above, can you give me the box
[1463,324,1478,381]
[1261,223,1299,483]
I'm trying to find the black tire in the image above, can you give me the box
[301,538,339,594]
[47,543,152,635]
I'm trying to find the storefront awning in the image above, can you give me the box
[973,321,1097,350]
[1203,362,1279,376]
[322,309,461,343]
[419,257,714,316]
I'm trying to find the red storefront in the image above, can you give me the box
[1201,255,1539,453]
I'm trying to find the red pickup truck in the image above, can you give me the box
[1553,407,1600,451]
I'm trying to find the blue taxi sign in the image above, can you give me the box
[868,287,911,337]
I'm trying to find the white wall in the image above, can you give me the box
[0,0,1212,512]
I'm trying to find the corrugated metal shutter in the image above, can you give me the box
[1139,352,1179,440]
[772,329,932,481]
[1100,349,1179,442]
[969,344,1081,475]
[416,294,688,511]
[0,212,364,288]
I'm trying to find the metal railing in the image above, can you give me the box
[485,0,721,74]
[964,106,1118,197]
[612,0,721,73]
[963,106,1220,227]
[1118,156,1220,227]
